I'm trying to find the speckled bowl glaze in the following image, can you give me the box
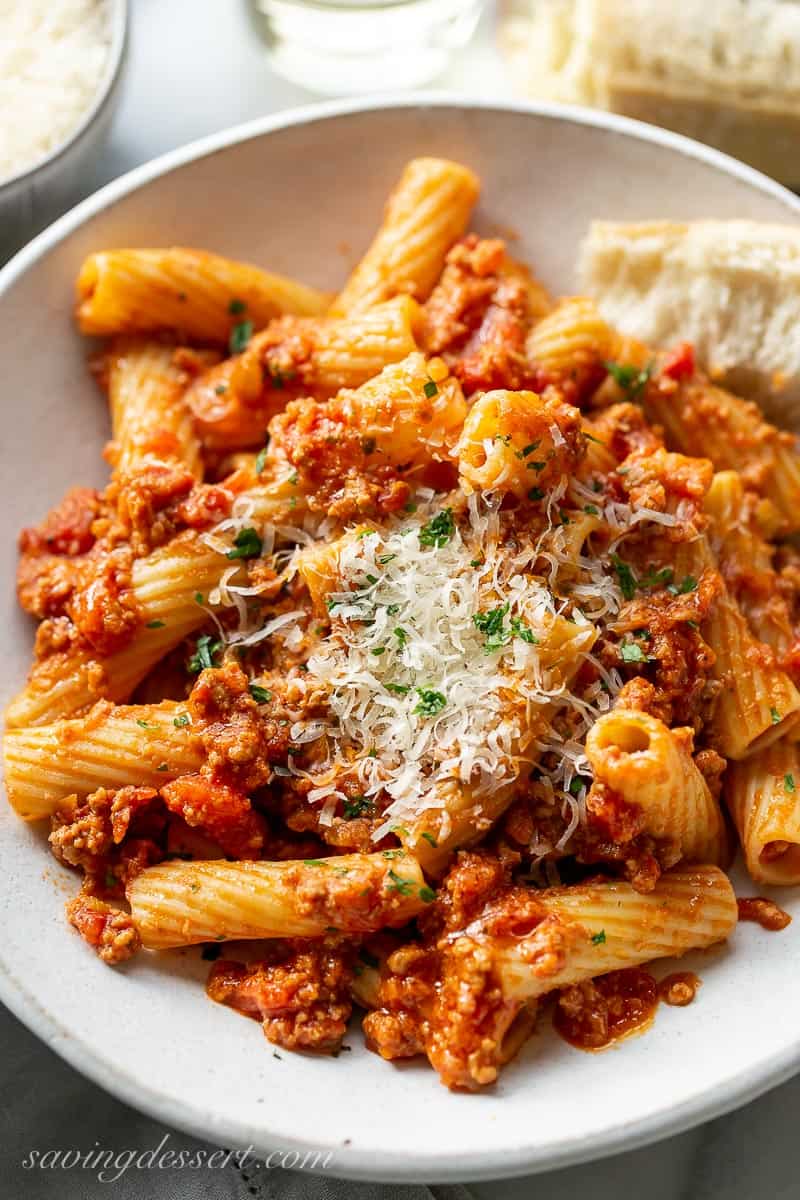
[1,98,799,1184]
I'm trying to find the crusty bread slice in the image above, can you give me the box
[499,0,800,185]
[579,220,800,425]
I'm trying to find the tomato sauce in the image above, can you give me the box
[737,897,792,931]
[554,966,703,1050]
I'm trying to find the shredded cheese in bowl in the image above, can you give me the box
[0,0,112,186]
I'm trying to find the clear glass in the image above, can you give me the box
[253,0,484,94]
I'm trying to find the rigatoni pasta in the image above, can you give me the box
[6,156,799,1091]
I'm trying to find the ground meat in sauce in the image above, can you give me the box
[207,938,357,1052]
[658,971,700,1006]
[422,235,549,395]
[737,897,792,930]
[553,968,659,1050]
[65,894,141,964]
[160,773,266,860]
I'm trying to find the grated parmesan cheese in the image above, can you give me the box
[0,0,112,184]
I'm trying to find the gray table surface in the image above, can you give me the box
[2,2,798,1196]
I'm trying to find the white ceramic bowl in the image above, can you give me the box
[1,98,800,1184]
[0,0,128,261]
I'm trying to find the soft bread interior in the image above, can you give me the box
[579,219,800,426]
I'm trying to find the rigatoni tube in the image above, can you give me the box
[129,852,431,948]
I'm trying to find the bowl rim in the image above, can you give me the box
[2,94,800,1183]
[0,0,129,198]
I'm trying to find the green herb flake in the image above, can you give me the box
[394,627,408,647]
[226,526,263,560]
[583,504,599,516]
[188,634,223,674]
[173,714,190,728]
[639,566,674,590]
[146,619,165,629]
[385,869,415,896]
[419,508,455,548]
[343,795,373,819]
[591,930,607,945]
[288,470,299,486]
[620,641,648,664]
[611,555,638,601]
[136,718,158,731]
[377,553,396,565]
[771,707,782,725]
[583,431,605,446]
[370,646,386,656]
[668,575,698,595]
[604,359,653,400]
[419,885,437,903]
[214,383,228,395]
[404,502,418,514]
[786,773,796,793]
[249,683,273,704]
[303,859,328,867]
[229,319,254,355]
[423,379,439,399]
[473,603,511,653]
[195,592,204,605]
[527,487,545,502]
[386,682,411,695]
[515,440,541,460]
[255,434,270,475]
[421,832,438,847]
[414,688,447,718]
[569,776,590,797]
[228,298,247,315]
[510,616,538,644]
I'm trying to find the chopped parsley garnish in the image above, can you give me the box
[394,627,408,647]
[228,298,247,315]
[620,641,648,663]
[386,682,411,695]
[385,869,415,896]
[638,566,674,590]
[771,707,782,725]
[378,553,396,565]
[288,470,299,486]
[668,575,698,595]
[365,574,379,585]
[473,603,511,653]
[303,859,327,867]
[510,616,539,644]
[583,431,605,446]
[421,832,438,847]
[786,773,796,793]
[423,379,439,399]
[583,504,599,516]
[604,359,653,400]
[146,619,165,628]
[527,460,546,472]
[214,383,228,395]
[419,508,455,548]
[195,592,204,604]
[370,646,386,655]
[515,440,541,459]
[419,886,437,903]
[610,555,638,601]
[569,776,590,796]
[188,634,223,674]
[527,486,545,501]
[404,502,418,514]
[173,714,190,728]
[229,319,254,354]
[414,688,447,718]
[249,684,272,704]
[591,930,607,945]
[343,795,373,819]
[226,526,262,560]
[255,434,270,475]
[136,719,158,731]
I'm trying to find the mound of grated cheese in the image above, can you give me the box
[304,498,611,840]
[0,0,112,184]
